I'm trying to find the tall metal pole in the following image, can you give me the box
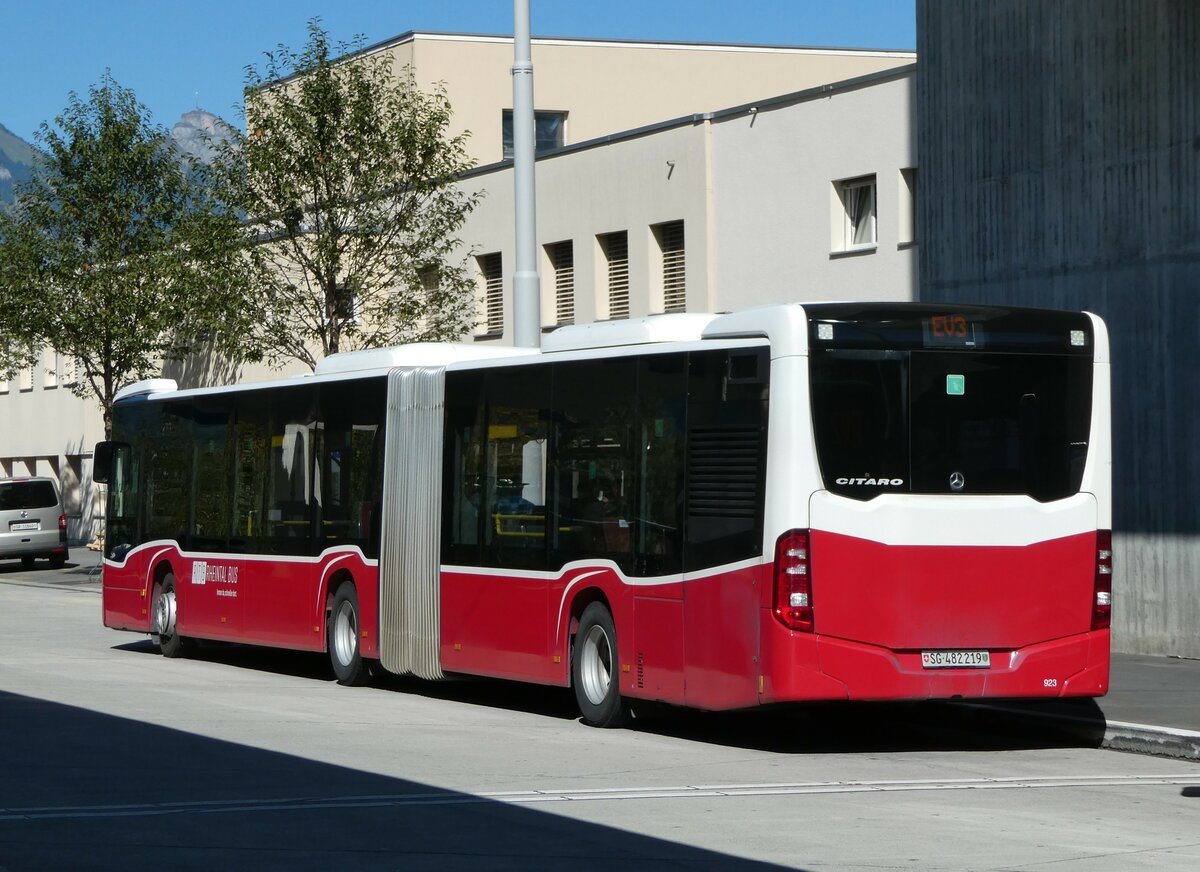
[511,0,540,348]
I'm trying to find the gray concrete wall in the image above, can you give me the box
[916,0,1200,657]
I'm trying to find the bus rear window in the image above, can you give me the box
[811,350,1092,502]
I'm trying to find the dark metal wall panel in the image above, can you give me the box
[916,1,1200,656]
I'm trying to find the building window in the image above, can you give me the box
[502,110,567,160]
[599,231,629,320]
[546,241,574,326]
[420,264,440,294]
[46,352,59,389]
[19,364,33,392]
[333,281,358,324]
[899,168,917,245]
[64,357,78,387]
[653,221,686,313]
[837,175,877,250]
[478,252,503,336]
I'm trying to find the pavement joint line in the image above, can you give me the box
[3,774,1198,822]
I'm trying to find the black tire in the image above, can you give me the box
[49,553,66,570]
[328,584,368,686]
[20,556,35,569]
[572,602,630,728]
[152,573,189,658]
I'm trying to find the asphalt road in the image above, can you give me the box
[1,558,1198,870]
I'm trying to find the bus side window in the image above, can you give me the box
[483,366,550,570]
[231,394,268,554]
[190,396,233,553]
[443,371,486,566]
[551,358,638,574]
[636,353,687,576]
[143,402,191,546]
[264,385,318,556]
[317,378,386,553]
[684,348,769,572]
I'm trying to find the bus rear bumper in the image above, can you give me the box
[762,628,1109,703]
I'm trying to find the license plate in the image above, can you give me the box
[9,521,39,532]
[921,650,990,669]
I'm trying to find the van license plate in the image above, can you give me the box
[921,650,990,669]
[10,522,39,532]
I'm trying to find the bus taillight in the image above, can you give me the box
[1092,530,1112,631]
[773,529,813,632]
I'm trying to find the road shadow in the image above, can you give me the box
[110,639,1106,755]
[0,560,74,575]
[0,690,789,871]
[626,698,1107,754]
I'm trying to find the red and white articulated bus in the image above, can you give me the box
[95,303,1112,727]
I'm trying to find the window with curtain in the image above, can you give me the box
[839,176,877,249]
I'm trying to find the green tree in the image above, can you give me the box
[214,21,481,370]
[0,76,258,436]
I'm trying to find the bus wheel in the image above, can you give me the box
[329,585,368,687]
[152,574,188,659]
[572,602,630,728]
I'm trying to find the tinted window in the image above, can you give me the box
[443,372,486,566]
[0,480,58,510]
[811,350,1093,501]
[317,378,386,557]
[143,402,192,544]
[635,353,687,575]
[189,396,233,552]
[685,348,769,571]
[441,348,769,575]
[552,358,637,573]
[264,386,319,555]
[483,366,551,570]
[231,394,268,554]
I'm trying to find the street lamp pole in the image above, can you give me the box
[511,0,541,348]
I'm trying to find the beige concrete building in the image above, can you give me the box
[371,32,914,166]
[0,33,916,546]
[459,65,917,342]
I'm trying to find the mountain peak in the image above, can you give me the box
[171,108,238,164]
[0,123,37,204]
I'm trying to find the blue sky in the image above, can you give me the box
[3,1,915,144]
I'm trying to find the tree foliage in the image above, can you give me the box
[0,76,257,436]
[213,21,481,370]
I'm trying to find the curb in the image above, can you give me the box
[1102,720,1200,761]
[963,701,1200,761]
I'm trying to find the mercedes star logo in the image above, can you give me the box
[20,510,28,519]
[949,472,965,491]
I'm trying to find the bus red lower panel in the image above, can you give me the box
[680,565,762,711]
[809,530,1097,650]
[760,611,1109,702]
[439,569,555,683]
[813,631,1108,699]
[102,544,380,656]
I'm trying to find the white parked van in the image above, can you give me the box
[0,477,68,569]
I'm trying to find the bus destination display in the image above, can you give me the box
[922,314,984,349]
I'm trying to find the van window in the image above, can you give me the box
[0,481,58,511]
